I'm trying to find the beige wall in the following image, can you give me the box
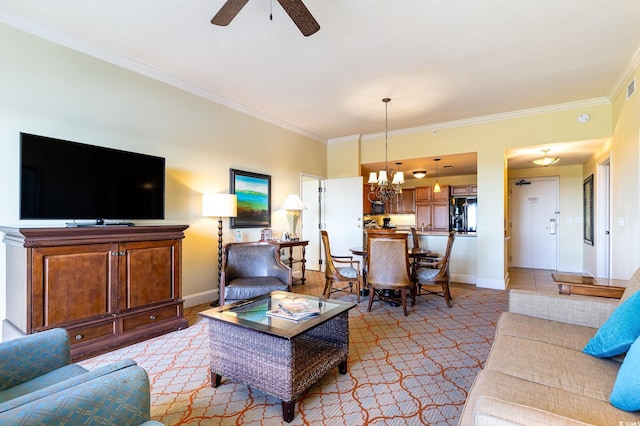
[0,23,327,329]
[609,69,640,279]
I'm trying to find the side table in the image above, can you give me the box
[276,240,309,285]
[551,273,626,299]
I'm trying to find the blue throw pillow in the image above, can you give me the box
[610,336,640,411]
[583,291,640,357]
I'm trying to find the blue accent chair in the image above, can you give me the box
[0,328,158,425]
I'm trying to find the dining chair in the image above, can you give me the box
[414,231,455,308]
[320,230,362,302]
[410,227,420,249]
[366,232,414,316]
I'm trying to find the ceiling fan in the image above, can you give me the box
[211,0,320,36]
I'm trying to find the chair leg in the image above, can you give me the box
[367,287,375,312]
[400,288,408,316]
[443,281,452,308]
[323,279,332,298]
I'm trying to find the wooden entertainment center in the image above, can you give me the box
[1,225,189,360]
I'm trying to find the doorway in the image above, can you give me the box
[509,176,559,269]
[596,160,611,278]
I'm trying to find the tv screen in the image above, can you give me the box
[20,133,165,221]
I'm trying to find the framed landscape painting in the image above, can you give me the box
[230,169,271,228]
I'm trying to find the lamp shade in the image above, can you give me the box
[280,194,307,211]
[202,193,237,218]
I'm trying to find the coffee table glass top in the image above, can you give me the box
[199,291,355,339]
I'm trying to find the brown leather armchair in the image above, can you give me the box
[219,242,291,305]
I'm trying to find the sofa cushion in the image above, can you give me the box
[224,277,289,301]
[619,267,640,304]
[485,334,620,401]
[496,312,596,351]
[0,359,137,413]
[0,364,87,404]
[610,336,640,411]
[583,291,640,357]
[459,370,640,426]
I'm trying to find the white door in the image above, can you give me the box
[323,177,364,271]
[510,177,559,269]
[301,176,321,271]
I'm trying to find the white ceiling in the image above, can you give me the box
[1,1,638,170]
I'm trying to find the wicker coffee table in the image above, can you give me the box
[199,291,355,422]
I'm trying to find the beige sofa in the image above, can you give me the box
[459,271,640,425]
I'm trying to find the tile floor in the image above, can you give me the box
[507,267,561,294]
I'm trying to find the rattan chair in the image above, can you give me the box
[366,232,414,316]
[320,230,361,302]
[414,231,455,308]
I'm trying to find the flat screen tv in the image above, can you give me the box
[20,132,165,223]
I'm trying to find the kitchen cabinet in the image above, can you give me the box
[386,188,415,214]
[1,225,189,360]
[415,186,432,202]
[432,185,450,201]
[416,202,449,232]
[452,185,478,196]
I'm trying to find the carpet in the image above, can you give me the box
[80,272,507,425]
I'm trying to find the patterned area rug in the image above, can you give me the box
[81,272,507,425]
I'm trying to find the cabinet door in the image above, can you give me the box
[31,244,116,329]
[398,188,415,213]
[432,202,450,231]
[451,185,469,196]
[432,185,450,201]
[415,203,432,231]
[415,186,431,202]
[119,239,180,311]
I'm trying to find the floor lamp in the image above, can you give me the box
[281,194,307,241]
[202,193,238,297]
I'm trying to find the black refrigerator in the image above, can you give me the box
[450,196,477,233]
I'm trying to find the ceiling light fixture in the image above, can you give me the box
[532,149,559,167]
[413,170,427,179]
[433,158,441,193]
[367,98,404,203]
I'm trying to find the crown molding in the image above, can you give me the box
[361,97,610,141]
[608,44,640,101]
[327,134,362,145]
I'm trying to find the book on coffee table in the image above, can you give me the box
[266,300,320,321]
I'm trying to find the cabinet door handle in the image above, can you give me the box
[149,315,157,320]
[75,334,84,340]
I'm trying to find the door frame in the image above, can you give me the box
[596,159,611,278]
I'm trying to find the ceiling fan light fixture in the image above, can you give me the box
[413,170,427,179]
[533,149,559,167]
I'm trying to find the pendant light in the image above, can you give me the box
[433,158,441,193]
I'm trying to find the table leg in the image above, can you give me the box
[338,360,347,374]
[300,244,306,284]
[282,400,296,423]
[210,370,222,388]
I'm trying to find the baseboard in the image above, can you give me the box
[451,273,476,285]
[184,289,218,308]
[475,277,507,290]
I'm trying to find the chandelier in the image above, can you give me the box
[367,98,404,203]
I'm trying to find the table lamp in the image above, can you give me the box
[280,194,307,241]
[203,193,238,287]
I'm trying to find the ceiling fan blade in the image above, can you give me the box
[276,0,320,36]
[211,0,249,26]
